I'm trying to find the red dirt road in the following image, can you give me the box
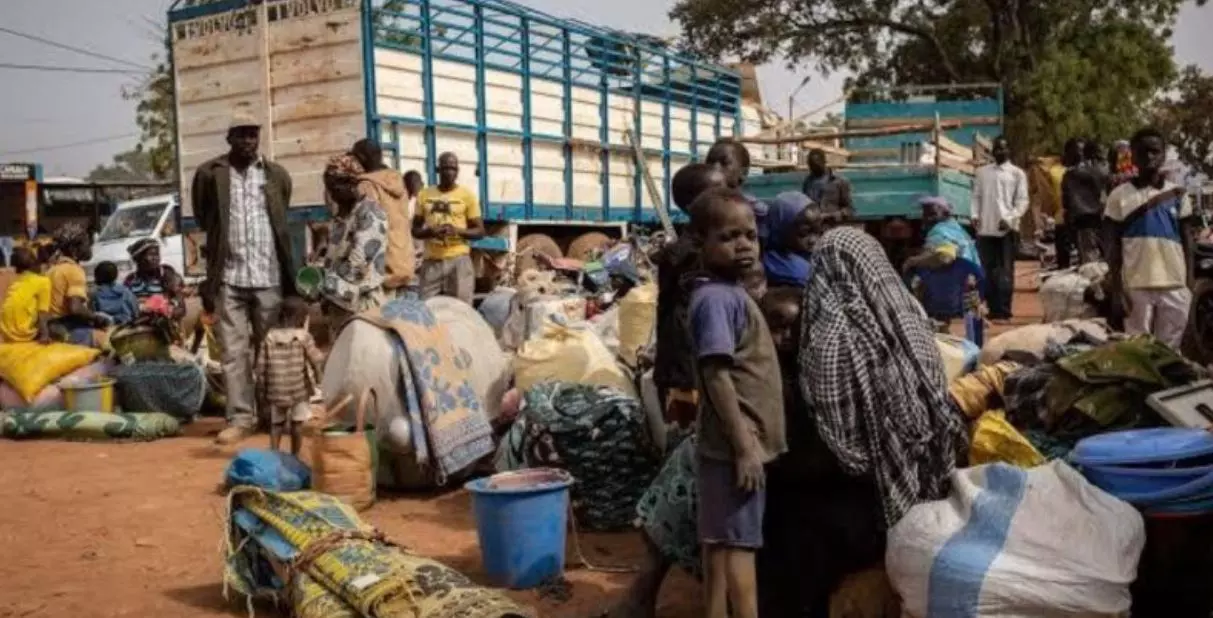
[0,265,1044,618]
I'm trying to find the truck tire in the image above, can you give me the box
[515,233,562,277]
[566,231,612,262]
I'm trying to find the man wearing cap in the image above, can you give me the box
[191,111,296,445]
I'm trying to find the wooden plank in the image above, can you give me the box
[938,156,975,175]
[935,133,971,160]
[846,115,1003,128]
[740,120,968,145]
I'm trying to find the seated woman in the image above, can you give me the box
[902,196,983,328]
[124,238,187,322]
[319,153,390,336]
[762,192,829,288]
[46,223,108,345]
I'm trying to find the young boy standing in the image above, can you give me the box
[687,188,786,618]
[255,297,326,455]
[1105,127,1194,348]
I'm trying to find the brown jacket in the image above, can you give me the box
[358,169,414,288]
[191,154,297,303]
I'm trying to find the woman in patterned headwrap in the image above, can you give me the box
[799,227,968,528]
[320,153,389,334]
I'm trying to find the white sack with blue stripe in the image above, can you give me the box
[887,461,1144,618]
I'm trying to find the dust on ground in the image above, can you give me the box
[0,264,1045,618]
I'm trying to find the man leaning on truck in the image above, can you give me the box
[192,111,296,446]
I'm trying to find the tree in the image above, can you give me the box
[670,0,1203,156]
[1153,65,1213,176]
[86,147,157,182]
[123,0,227,181]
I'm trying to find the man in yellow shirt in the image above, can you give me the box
[412,152,485,304]
[46,223,108,345]
[0,247,51,343]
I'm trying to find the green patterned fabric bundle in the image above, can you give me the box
[1,411,181,441]
[495,382,663,531]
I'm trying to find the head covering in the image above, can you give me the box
[228,110,260,130]
[762,192,814,287]
[324,154,367,212]
[917,195,953,217]
[799,227,967,527]
[325,153,365,181]
[52,222,88,253]
[127,238,159,260]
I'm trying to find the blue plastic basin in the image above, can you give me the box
[1081,463,1213,500]
[465,468,574,589]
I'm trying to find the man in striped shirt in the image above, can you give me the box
[193,111,296,446]
[1104,127,1195,348]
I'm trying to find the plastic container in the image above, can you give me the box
[296,266,324,301]
[465,468,574,589]
[1070,427,1213,467]
[1080,463,1213,498]
[61,378,115,414]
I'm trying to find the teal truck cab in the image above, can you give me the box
[743,85,1003,262]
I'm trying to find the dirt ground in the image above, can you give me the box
[0,265,1045,618]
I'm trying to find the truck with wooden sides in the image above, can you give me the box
[162,0,1000,284]
[744,85,1003,232]
[165,0,768,281]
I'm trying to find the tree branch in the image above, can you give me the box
[795,16,962,81]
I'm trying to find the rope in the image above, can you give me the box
[565,503,637,574]
[282,528,418,615]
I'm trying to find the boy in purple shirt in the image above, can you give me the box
[687,187,786,618]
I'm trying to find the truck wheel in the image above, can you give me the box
[515,233,562,277]
[566,231,612,262]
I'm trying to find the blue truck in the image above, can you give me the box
[165,0,1000,280]
[166,0,764,278]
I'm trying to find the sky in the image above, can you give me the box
[0,0,1210,177]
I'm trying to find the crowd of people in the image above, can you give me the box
[0,102,1199,615]
[612,125,1200,616]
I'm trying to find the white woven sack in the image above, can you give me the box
[321,319,414,454]
[887,461,1144,618]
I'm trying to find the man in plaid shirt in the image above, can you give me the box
[192,111,297,445]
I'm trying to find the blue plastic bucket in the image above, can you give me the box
[465,468,574,589]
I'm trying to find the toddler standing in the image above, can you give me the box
[255,297,325,455]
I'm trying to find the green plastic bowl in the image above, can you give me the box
[296,266,323,300]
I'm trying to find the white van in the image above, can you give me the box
[85,194,194,285]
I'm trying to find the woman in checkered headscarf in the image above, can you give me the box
[799,226,968,528]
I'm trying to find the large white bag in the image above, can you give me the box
[1039,262,1108,323]
[321,320,414,454]
[887,461,1144,618]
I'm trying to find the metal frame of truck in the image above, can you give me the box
[167,0,755,276]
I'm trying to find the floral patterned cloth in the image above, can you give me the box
[354,298,495,483]
[322,198,389,313]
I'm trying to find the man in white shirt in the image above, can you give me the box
[971,136,1029,321]
[1104,127,1194,348]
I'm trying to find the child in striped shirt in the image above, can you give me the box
[256,297,325,455]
